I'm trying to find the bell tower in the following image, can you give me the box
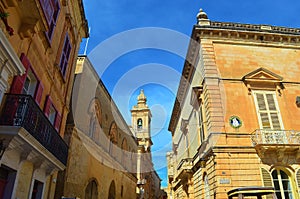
[131,89,152,151]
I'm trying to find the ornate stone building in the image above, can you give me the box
[60,56,164,199]
[0,0,88,198]
[167,9,300,199]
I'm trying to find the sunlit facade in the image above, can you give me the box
[60,56,138,199]
[167,9,300,199]
[60,56,163,199]
[0,0,88,198]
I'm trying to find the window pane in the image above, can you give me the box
[59,34,72,76]
[270,113,281,129]
[260,113,271,128]
[41,0,60,41]
[48,105,57,125]
[256,93,267,110]
[266,94,276,110]
[272,170,281,198]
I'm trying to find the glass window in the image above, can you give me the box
[59,34,72,77]
[48,104,57,125]
[22,70,37,97]
[39,0,60,41]
[272,169,294,199]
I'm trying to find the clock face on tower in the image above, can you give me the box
[229,116,242,129]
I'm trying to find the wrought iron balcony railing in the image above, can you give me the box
[0,94,68,165]
[251,129,300,145]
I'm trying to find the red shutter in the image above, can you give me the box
[44,95,52,117]
[34,82,43,105]
[54,112,61,132]
[10,53,31,94]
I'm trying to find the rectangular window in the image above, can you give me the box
[59,34,72,77]
[48,104,57,125]
[39,0,60,41]
[10,54,43,105]
[22,70,37,97]
[253,91,283,130]
[44,95,61,132]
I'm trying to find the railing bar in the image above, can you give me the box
[0,94,68,165]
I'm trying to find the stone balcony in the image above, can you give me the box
[176,158,193,181]
[251,129,300,164]
[0,94,68,170]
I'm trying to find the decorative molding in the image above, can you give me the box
[242,67,284,95]
[190,86,203,108]
[209,21,300,35]
[195,21,300,45]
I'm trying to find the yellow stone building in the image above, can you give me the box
[167,9,300,199]
[0,0,88,198]
[61,56,163,199]
[61,56,138,199]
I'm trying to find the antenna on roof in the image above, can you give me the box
[83,27,91,55]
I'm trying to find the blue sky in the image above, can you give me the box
[79,0,300,187]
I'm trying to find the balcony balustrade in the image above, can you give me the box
[176,158,193,181]
[251,129,300,164]
[0,94,68,165]
[251,129,300,145]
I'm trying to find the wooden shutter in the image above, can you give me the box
[54,112,61,132]
[261,168,273,199]
[34,82,43,105]
[297,169,300,195]
[261,168,273,187]
[10,53,30,94]
[256,93,271,129]
[44,95,52,117]
[254,92,282,130]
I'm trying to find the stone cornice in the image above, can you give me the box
[202,21,300,35]
[195,21,300,44]
[168,34,199,134]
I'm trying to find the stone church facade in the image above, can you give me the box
[60,56,163,199]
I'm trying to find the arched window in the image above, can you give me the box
[108,180,116,199]
[137,118,143,129]
[85,180,98,199]
[109,122,118,156]
[203,173,210,199]
[272,169,294,199]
